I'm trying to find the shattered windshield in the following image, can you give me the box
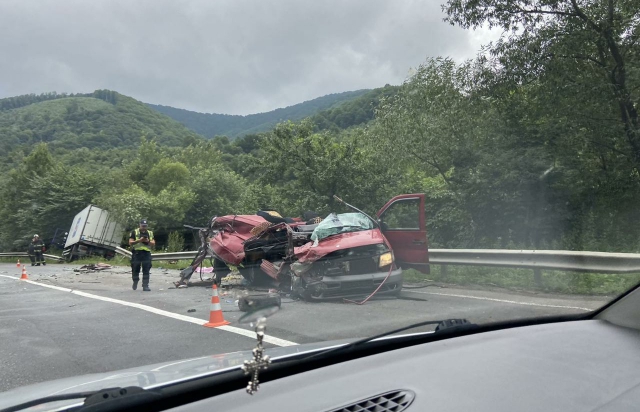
[2,0,640,403]
[311,213,374,242]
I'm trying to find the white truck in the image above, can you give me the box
[62,205,125,262]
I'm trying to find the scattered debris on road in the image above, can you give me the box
[222,274,244,286]
[238,293,282,312]
[187,309,196,313]
[74,263,113,273]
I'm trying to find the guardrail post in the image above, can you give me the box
[533,268,543,288]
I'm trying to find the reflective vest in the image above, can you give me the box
[29,240,45,254]
[132,228,154,252]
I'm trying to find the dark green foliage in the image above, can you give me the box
[0,90,205,174]
[146,90,371,138]
[311,85,399,132]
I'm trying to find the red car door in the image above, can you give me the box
[377,194,429,273]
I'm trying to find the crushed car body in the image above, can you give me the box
[177,194,430,300]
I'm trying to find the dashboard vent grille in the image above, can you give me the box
[328,390,415,412]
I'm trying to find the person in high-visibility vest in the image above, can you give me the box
[28,234,46,266]
[129,219,155,291]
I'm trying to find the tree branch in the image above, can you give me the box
[550,52,607,67]
[513,6,578,18]
[409,150,453,186]
[569,0,602,32]
[607,0,614,27]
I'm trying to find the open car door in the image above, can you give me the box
[377,194,429,274]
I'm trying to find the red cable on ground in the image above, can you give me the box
[343,263,395,305]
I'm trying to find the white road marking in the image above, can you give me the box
[407,289,594,311]
[0,275,297,346]
[217,325,297,347]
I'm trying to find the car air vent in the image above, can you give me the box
[326,390,415,412]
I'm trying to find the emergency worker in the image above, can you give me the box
[28,234,46,266]
[129,219,155,291]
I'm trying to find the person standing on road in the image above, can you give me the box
[28,234,46,266]
[129,219,155,291]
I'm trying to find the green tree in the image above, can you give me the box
[145,159,190,195]
[166,231,185,252]
[0,143,56,250]
[258,120,393,215]
[444,0,640,170]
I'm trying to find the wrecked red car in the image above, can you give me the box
[178,194,429,300]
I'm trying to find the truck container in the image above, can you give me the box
[62,205,125,262]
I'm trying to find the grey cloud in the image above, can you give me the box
[0,0,487,115]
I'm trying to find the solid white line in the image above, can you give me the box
[217,325,298,347]
[0,275,297,346]
[408,289,593,311]
[15,277,73,293]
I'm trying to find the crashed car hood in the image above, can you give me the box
[210,215,269,265]
[294,229,387,263]
[0,339,353,411]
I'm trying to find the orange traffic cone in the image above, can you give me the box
[204,284,230,328]
[16,259,20,268]
[20,265,28,280]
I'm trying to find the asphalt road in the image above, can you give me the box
[0,262,611,393]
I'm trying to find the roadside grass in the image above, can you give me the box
[0,255,194,271]
[150,259,194,270]
[403,266,640,296]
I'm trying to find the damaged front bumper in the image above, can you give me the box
[299,267,403,300]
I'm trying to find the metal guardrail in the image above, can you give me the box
[150,251,203,261]
[4,249,640,273]
[428,249,640,274]
[0,252,65,262]
[123,248,640,272]
[114,248,199,261]
[114,246,132,259]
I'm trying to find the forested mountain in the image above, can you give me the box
[146,89,370,138]
[0,90,204,173]
[311,85,399,132]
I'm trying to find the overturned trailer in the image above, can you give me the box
[177,194,429,300]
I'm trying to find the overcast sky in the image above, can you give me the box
[0,0,497,115]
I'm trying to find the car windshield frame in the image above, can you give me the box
[310,212,375,242]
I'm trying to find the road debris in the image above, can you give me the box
[238,293,282,312]
[187,309,196,313]
[221,274,244,286]
[74,263,113,273]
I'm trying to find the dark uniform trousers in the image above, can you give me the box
[132,250,152,286]
[29,242,45,265]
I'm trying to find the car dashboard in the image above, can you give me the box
[169,319,640,412]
